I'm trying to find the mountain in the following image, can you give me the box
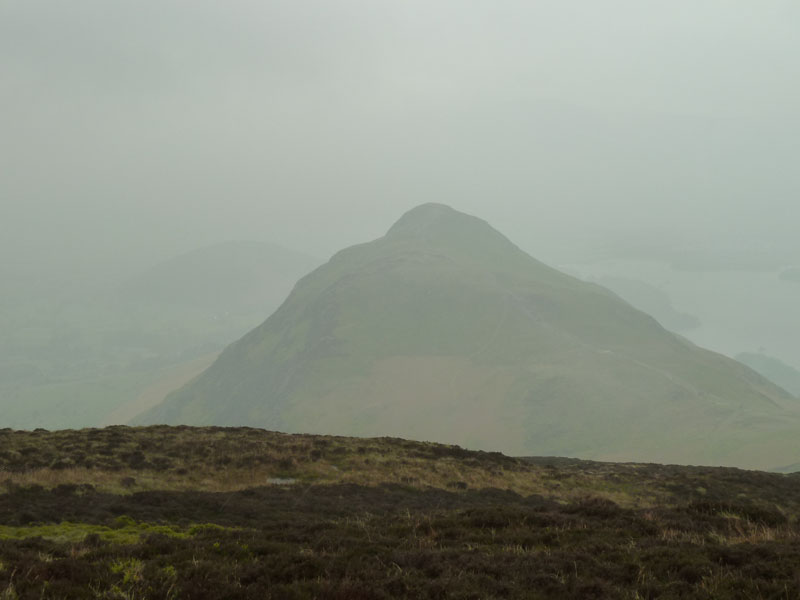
[137,204,800,469]
[736,352,800,398]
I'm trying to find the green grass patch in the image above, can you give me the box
[0,517,237,545]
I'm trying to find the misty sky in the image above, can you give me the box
[2,0,799,277]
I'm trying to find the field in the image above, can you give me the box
[1,426,799,599]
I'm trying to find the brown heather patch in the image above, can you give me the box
[0,457,554,498]
[2,426,799,512]
[0,426,554,499]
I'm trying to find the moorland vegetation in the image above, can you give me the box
[1,426,799,599]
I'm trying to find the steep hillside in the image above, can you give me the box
[138,205,800,469]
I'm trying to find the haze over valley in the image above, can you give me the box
[0,242,320,429]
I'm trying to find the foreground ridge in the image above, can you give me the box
[1,426,799,598]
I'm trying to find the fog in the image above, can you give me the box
[3,1,800,409]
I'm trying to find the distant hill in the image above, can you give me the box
[780,266,800,283]
[138,204,800,470]
[0,241,320,430]
[591,276,700,332]
[736,352,800,398]
[117,241,321,315]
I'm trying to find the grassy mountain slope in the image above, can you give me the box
[138,205,799,469]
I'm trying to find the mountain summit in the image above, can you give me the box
[387,203,507,243]
[137,205,800,469]
[387,202,461,235]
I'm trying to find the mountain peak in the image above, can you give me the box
[386,203,475,237]
[383,203,534,269]
[385,203,512,251]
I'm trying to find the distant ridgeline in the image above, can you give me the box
[0,241,321,431]
[736,352,800,398]
[135,204,800,470]
[780,266,800,283]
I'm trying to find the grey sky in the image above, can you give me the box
[2,0,799,276]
